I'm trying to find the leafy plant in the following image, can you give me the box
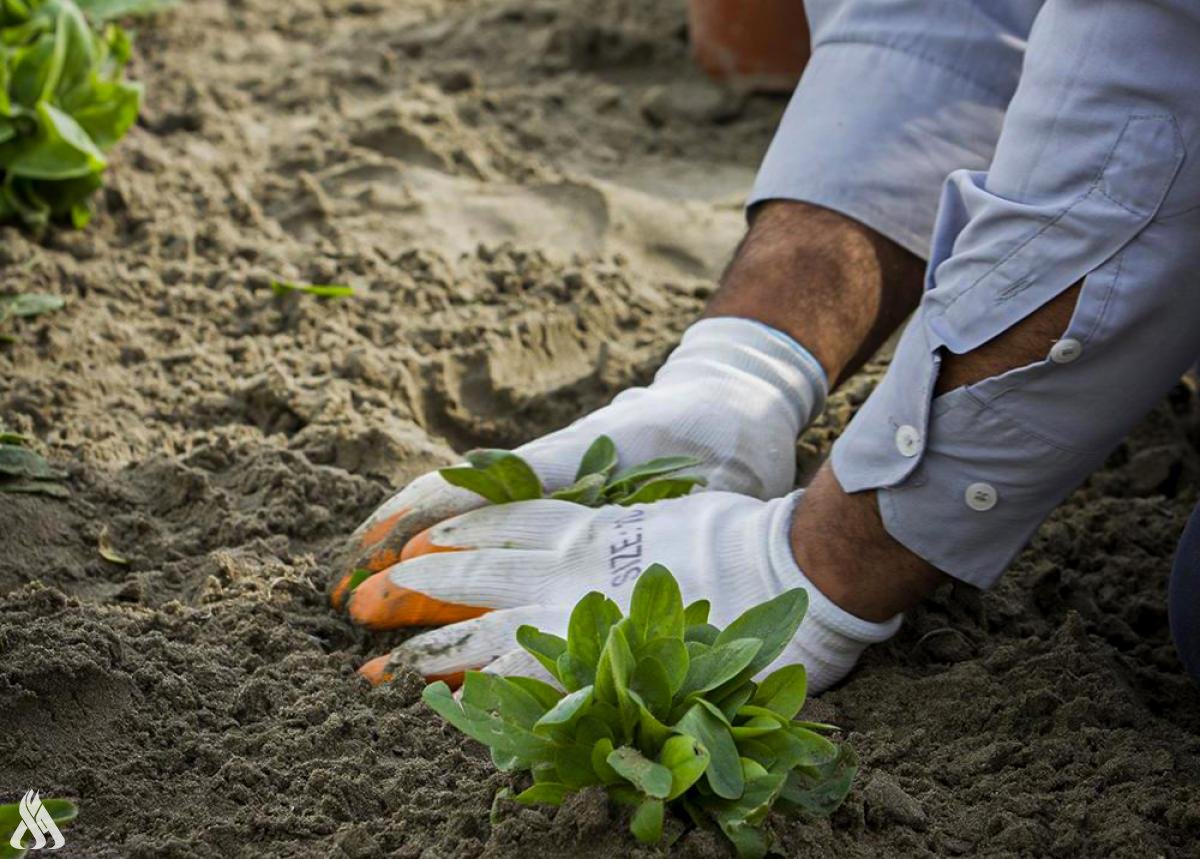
[439,435,706,507]
[0,795,76,858]
[0,425,67,496]
[422,566,856,857]
[0,290,63,340]
[0,0,173,229]
[268,279,356,298]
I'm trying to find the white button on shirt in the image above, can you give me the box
[965,482,998,511]
[895,425,922,457]
[1049,338,1083,364]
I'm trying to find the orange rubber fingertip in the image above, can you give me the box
[330,573,353,610]
[400,528,467,562]
[359,654,394,686]
[426,670,466,689]
[347,572,492,630]
[360,508,410,550]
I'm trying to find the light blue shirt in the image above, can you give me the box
[750,0,1200,586]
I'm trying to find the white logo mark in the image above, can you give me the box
[9,791,65,851]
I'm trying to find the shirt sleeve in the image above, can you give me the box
[749,0,1043,259]
[831,0,1200,587]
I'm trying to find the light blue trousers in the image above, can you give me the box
[752,0,1200,592]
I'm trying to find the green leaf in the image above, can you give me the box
[594,621,635,709]
[778,744,857,817]
[729,716,781,740]
[575,434,618,481]
[515,625,568,681]
[590,737,620,784]
[675,703,743,800]
[659,733,710,800]
[606,746,673,799]
[683,599,711,626]
[713,588,808,678]
[422,681,557,769]
[0,444,65,479]
[0,292,64,317]
[438,465,511,504]
[641,637,688,696]
[343,568,371,596]
[627,563,684,647]
[548,472,606,505]
[616,475,706,505]
[533,685,593,737]
[629,656,671,720]
[629,797,664,845]
[462,671,550,730]
[751,663,807,720]
[555,651,591,692]
[0,478,69,497]
[75,0,179,23]
[507,676,563,711]
[605,455,703,495]
[566,591,621,680]
[0,796,76,859]
[513,782,568,806]
[268,279,356,298]
[685,622,720,646]
[71,79,140,148]
[554,742,602,789]
[714,681,756,724]
[677,638,762,699]
[7,102,106,180]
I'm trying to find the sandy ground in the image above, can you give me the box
[2,1,1199,857]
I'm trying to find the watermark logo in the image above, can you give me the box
[8,791,65,851]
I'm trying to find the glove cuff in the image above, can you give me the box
[766,491,904,645]
[669,317,829,423]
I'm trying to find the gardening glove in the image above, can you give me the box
[348,490,900,694]
[331,317,827,608]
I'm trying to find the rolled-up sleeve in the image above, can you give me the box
[831,0,1200,587]
[750,0,1043,258]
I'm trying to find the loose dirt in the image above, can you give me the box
[2,1,1198,857]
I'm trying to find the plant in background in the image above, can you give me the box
[440,434,707,507]
[0,793,76,858]
[422,566,856,858]
[0,0,173,229]
[0,423,67,496]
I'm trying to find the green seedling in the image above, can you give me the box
[0,424,67,496]
[268,279,356,298]
[422,566,856,858]
[0,795,76,858]
[0,291,64,341]
[439,435,706,507]
[0,0,174,230]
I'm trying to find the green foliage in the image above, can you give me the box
[439,435,706,507]
[268,279,356,298]
[0,423,67,496]
[0,290,63,340]
[0,796,76,858]
[422,565,856,857]
[0,0,171,230]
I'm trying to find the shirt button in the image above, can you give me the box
[894,425,921,457]
[965,482,998,511]
[1049,338,1082,364]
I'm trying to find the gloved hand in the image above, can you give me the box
[331,317,827,607]
[348,491,900,694]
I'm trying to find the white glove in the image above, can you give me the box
[349,491,900,694]
[332,317,827,605]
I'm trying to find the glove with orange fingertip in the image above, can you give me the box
[344,491,902,695]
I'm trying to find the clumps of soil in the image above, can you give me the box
[2,0,1199,856]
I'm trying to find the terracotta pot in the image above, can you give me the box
[687,0,811,92]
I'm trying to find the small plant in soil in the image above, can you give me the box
[0,424,67,497]
[0,0,172,229]
[0,794,75,857]
[440,434,706,507]
[422,566,856,858]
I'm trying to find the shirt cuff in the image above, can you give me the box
[748,40,1011,260]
